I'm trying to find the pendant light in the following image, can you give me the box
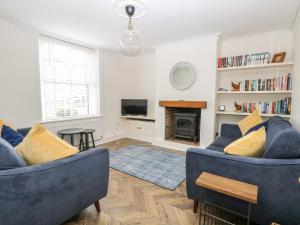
[112,0,148,56]
[120,5,142,56]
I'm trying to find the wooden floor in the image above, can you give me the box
[64,138,198,225]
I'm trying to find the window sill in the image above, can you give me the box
[40,115,103,124]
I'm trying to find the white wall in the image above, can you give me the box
[292,12,300,130]
[102,50,156,139]
[154,35,219,149]
[218,30,294,127]
[0,22,41,128]
[0,20,156,145]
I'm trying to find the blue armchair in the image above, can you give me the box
[186,119,300,225]
[0,128,109,225]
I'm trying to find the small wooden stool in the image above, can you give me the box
[83,129,96,150]
[195,172,258,225]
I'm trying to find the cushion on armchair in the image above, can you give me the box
[224,127,266,157]
[238,110,263,135]
[0,137,26,170]
[262,116,300,159]
[1,125,24,147]
[16,124,79,165]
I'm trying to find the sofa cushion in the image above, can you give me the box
[0,137,26,170]
[210,136,238,148]
[238,110,263,135]
[262,117,300,159]
[206,145,224,152]
[265,116,291,150]
[1,125,24,147]
[16,124,79,165]
[224,127,266,157]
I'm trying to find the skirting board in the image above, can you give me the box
[152,139,201,151]
[95,134,126,145]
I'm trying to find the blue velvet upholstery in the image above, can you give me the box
[263,116,300,159]
[17,127,31,137]
[0,128,109,225]
[208,136,238,148]
[220,123,242,138]
[1,125,24,147]
[0,137,26,170]
[186,119,300,225]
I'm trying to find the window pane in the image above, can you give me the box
[42,82,56,121]
[39,36,99,121]
[72,84,89,117]
[55,84,72,118]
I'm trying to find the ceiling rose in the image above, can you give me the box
[112,0,148,19]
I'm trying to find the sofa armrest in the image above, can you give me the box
[220,123,242,138]
[186,148,300,224]
[0,147,109,225]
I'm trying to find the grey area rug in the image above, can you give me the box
[110,145,186,190]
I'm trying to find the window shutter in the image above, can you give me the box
[39,36,100,121]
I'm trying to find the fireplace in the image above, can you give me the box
[165,107,201,144]
[159,100,207,145]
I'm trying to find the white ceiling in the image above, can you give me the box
[0,0,299,49]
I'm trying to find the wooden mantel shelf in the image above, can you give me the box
[159,100,207,109]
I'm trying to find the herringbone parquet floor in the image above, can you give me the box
[64,138,199,225]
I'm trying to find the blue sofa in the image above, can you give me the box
[186,117,300,225]
[0,128,109,225]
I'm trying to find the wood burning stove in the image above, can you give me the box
[173,112,199,142]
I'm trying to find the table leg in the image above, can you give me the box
[70,134,74,146]
[79,133,83,151]
[85,133,89,150]
[91,133,96,148]
[247,202,251,225]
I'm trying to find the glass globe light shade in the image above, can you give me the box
[120,28,142,56]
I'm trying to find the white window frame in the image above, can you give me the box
[38,35,101,122]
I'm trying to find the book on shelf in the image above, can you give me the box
[237,97,291,115]
[238,74,292,92]
[218,52,271,68]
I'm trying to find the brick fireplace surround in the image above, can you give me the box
[159,101,207,145]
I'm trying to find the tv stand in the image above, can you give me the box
[120,115,155,142]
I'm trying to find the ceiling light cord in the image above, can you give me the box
[126,5,135,30]
[128,16,133,30]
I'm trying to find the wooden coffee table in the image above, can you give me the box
[195,172,258,225]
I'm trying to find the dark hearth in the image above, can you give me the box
[165,107,200,144]
[174,113,199,142]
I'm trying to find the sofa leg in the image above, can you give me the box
[193,200,199,213]
[94,201,101,213]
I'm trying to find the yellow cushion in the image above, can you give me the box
[0,119,4,134]
[237,110,263,135]
[224,127,266,157]
[16,124,79,165]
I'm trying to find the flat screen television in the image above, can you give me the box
[121,99,147,116]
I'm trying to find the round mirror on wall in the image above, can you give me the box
[169,62,196,90]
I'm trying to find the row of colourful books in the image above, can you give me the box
[239,74,292,91]
[237,97,292,115]
[218,52,270,68]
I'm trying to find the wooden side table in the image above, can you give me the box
[195,172,258,225]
